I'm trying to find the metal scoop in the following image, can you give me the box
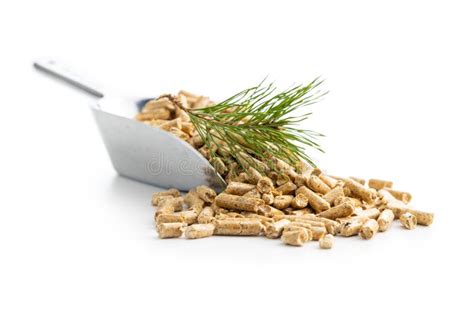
[34,59,226,192]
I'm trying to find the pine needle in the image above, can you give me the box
[177,78,327,172]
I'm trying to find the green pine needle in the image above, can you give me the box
[182,78,327,172]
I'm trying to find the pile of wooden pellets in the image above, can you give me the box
[138,92,434,249]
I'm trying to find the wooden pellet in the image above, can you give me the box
[322,186,345,206]
[317,202,354,220]
[157,223,184,239]
[257,177,274,194]
[344,178,375,203]
[155,197,184,215]
[273,195,293,209]
[215,193,264,212]
[184,224,215,239]
[276,181,297,195]
[359,219,379,240]
[281,229,309,246]
[319,174,339,189]
[400,212,417,230]
[307,175,331,194]
[214,219,262,236]
[197,206,215,224]
[339,218,366,237]
[296,186,330,213]
[291,193,308,209]
[385,188,412,203]
[195,185,217,203]
[151,188,180,206]
[319,234,334,249]
[377,209,395,232]
[261,192,274,205]
[184,190,205,213]
[368,178,393,190]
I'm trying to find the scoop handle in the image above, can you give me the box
[33,58,104,98]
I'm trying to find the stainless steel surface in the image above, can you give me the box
[34,58,226,192]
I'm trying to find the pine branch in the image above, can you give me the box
[178,78,327,172]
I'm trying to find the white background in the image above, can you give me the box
[1,1,473,315]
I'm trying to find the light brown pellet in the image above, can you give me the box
[400,212,417,230]
[195,185,217,203]
[368,178,393,190]
[197,206,215,224]
[261,192,274,205]
[317,202,354,220]
[319,234,334,249]
[184,190,205,213]
[273,195,294,209]
[319,174,339,189]
[291,193,309,209]
[155,213,185,224]
[157,223,184,238]
[184,224,215,239]
[215,193,264,212]
[385,188,412,203]
[322,186,345,206]
[355,208,380,219]
[359,219,379,240]
[151,188,180,206]
[243,188,262,199]
[349,177,366,185]
[296,186,330,213]
[155,197,184,215]
[276,181,297,195]
[378,209,395,232]
[307,175,331,194]
[214,219,262,236]
[257,177,274,194]
[344,178,375,203]
[339,218,365,237]
[281,229,309,246]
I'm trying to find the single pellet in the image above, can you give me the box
[151,188,180,206]
[155,213,185,224]
[322,186,345,206]
[195,185,217,203]
[400,212,417,230]
[225,181,254,196]
[344,178,375,203]
[184,190,205,213]
[291,193,309,209]
[317,202,354,220]
[215,193,264,212]
[273,195,294,209]
[307,175,331,194]
[155,197,184,215]
[319,174,339,189]
[214,219,262,236]
[243,188,261,199]
[184,224,215,239]
[310,226,327,241]
[257,177,274,194]
[296,186,330,213]
[319,234,334,249]
[356,208,380,219]
[197,206,215,224]
[378,209,395,232]
[281,229,309,246]
[359,219,379,240]
[261,193,274,205]
[175,211,198,225]
[368,178,393,190]
[157,223,184,238]
[385,188,412,203]
[339,218,365,237]
[276,181,297,195]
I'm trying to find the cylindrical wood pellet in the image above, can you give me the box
[184,224,215,239]
[215,193,264,212]
[359,219,379,240]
